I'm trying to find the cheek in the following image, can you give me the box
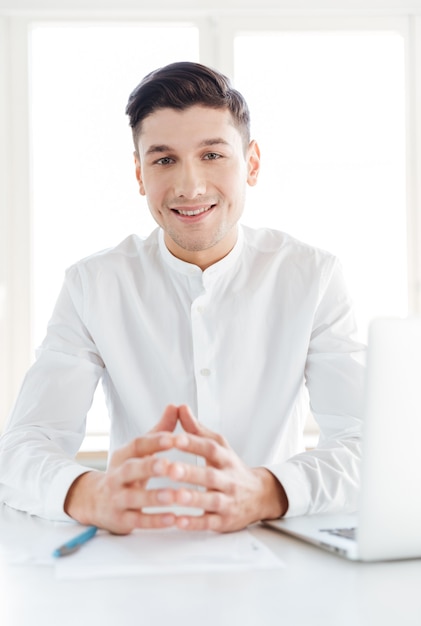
[142,171,172,199]
[144,184,168,217]
[224,166,248,201]
[140,177,158,202]
[216,165,241,189]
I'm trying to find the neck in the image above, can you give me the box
[164,228,238,271]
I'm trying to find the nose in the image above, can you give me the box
[174,161,206,199]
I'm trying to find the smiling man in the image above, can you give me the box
[0,62,365,534]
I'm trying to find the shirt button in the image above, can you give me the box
[200,368,211,377]
[197,306,205,314]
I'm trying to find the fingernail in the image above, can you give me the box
[162,514,175,526]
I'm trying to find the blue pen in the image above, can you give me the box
[52,525,98,558]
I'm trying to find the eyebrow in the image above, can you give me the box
[145,138,230,156]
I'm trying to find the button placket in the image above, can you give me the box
[190,288,219,430]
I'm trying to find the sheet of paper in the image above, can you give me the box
[55,528,284,579]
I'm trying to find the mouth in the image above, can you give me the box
[171,204,216,217]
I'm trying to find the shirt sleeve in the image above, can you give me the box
[0,267,104,521]
[267,258,366,517]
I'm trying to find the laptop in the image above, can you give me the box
[265,316,421,561]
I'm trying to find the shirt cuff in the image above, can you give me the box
[44,463,93,522]
[264,461,312,518]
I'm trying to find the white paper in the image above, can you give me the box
[55,528,284,579]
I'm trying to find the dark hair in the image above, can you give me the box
[125,61,250,152]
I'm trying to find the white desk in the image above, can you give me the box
[1,504,420,626]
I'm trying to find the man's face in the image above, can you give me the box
[134,105,260,269]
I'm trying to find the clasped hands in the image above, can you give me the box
[65,404,288,534]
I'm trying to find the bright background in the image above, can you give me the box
[31,26,407,350]
[29,24,407,438]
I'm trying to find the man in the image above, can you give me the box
[0,62,364,534]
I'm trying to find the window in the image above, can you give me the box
[30,22,200,440]
[1,10,419,438]
[30,22,409,441]
[234,30,407,340]
[31,22,200,349]
[31,25,407,343]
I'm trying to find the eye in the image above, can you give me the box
[155,156,174,166]
[203,152,221,161]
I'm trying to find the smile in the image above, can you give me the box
[172,205,214,217]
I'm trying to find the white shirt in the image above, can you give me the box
[0,225,365,521]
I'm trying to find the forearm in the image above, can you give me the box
[272,434,361,517]
[0,347,101,520]
[0,433,88,521]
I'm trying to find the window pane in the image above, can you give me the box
[234,31,407,340]
[30,23,199,436]
[31,22,199,349]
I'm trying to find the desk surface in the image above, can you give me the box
[1,504,420,626]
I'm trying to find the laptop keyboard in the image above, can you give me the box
[320,527,357,541]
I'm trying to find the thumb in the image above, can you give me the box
[149,404,179,434]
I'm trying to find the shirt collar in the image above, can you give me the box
[158,226,244,280]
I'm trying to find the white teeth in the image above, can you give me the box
[176,206,211,216]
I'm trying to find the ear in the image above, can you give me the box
[134,152,146,196]
[246,140,260,187]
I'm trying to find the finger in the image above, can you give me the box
[175,511,249,533]
[172,433,231,468]
[111,484,179,510]
[178,405,228,446]
[174,487,231,515]
[134,511,177,530]
[110,455,172,487]
[110,432,174,468]
[177,404,201,434]
[178,405,222,440]
[175,513,223,532]
[107,510,177,534]
[168,461,228,490]
[149,404,179,434]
